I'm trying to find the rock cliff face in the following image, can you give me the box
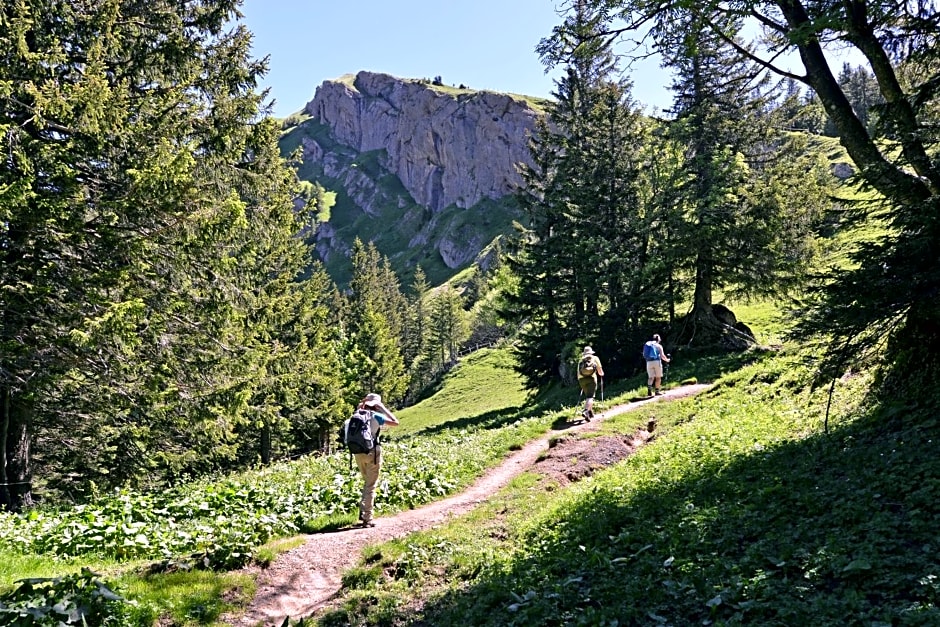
[303,71,542,212]
[289,71,544,286]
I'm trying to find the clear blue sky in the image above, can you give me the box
[238,0,674,118]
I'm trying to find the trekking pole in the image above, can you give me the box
[600,376,604,401]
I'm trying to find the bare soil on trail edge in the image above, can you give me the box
[224,384,711,627]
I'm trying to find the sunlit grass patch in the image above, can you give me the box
[0,551,86,589]
[395,347,529,436]
[252,536,307,567]
[119,569,254,627]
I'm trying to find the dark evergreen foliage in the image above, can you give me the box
[546,0,940,399]
[0,0,345,508]
[506,5,671,385]
[662,10,828,348]
[345,239,409,405]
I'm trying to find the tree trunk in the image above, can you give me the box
[777,0,933,203]
[667,270,676,325]
[1,387,34,512]
[677,255,755,350]
[692,256,713,320]
[260,420,272,465]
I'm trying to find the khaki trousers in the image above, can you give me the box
[354,447,383,523]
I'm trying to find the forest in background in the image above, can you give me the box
[2,0,939,527]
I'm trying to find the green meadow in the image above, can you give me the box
[4,300,938,626]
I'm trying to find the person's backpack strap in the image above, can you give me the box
[373,425,382,463]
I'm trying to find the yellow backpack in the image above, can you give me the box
[578,355,596,377]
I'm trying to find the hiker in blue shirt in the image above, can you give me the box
[643,334,670,397]
[353,393,400,527]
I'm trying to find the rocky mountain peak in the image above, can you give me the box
[303,71,543,213]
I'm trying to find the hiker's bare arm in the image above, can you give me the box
[378,404,400,426]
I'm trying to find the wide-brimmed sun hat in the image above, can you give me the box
[363,393,382,407]
[582,346,595,356]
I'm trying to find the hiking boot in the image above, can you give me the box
[581,409,590,421]
[585,410,593,422]
[647,387,653,397]
[359,519,375,528]
[656,390,664,396]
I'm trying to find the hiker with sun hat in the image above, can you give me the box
[576,346,604,421]
[351,393,399,527]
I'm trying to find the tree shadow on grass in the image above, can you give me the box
[411,397,940,626]
[391,405,536,441]
[663,345,778,384]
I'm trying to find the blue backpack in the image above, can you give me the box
[643,341,660,361]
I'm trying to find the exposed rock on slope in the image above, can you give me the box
[305,71,541,212]
[284,71,545,285]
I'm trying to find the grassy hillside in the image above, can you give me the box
[393,347,530,436]
[277,117,525,290]
[4,148,924,624]
[3,300,938,625]
[308,349,940,624]
[0,347,548,625]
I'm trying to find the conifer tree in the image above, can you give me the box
[509,2,660,382]
[549,0,940,400]
[225,134,345,465]
[351,309,408,405]
[661,10,828,347]
[466,239,512,347]
[0,1,328,507]
[404,266,432,399]
[428,286,469,368]
[404,265,429,365]
[348,239,408,342]
[346,239,408,404]
[507,112,581,384]
[586,82,669,359]
[836,63,883,134]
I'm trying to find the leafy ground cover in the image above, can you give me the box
[0,347,549,624]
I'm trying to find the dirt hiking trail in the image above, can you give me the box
[227,384,711,627]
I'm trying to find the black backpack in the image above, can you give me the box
[340,409,378,454]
